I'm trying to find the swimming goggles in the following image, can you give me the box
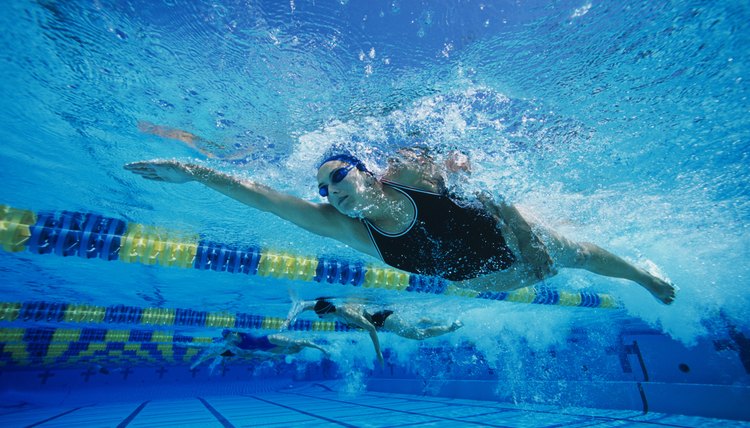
[319,164,355,197]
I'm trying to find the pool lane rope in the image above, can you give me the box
[0,204,618,308]
[0,301,352,332]
[0,299,351,367]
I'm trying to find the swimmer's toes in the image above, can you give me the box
[658,281,678,305]
[668,283,679,304]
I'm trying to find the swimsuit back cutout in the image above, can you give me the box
[364,310,394,329]
[235,333,276,351]
[363,181,515,281]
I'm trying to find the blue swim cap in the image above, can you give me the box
[317,144,371,171]
[317,153,369,171]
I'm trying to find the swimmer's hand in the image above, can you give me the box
[125,160,195,183]
[445,150,471,174]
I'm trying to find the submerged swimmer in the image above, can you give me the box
[187,330,328,375]
[282,297,463,365]
[125,143,677,304]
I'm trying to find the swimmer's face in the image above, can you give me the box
[317,161,372,217]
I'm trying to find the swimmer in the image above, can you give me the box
[281,297,463,365]
[187,329,328,375]
[125,143,677,304]
[138,121,251,162]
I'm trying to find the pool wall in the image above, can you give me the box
[367,328,750,421]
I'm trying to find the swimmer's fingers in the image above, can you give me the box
[136,120,157,133]
[124,161,156,171]
[140,174,165,181]
[533,256,556,280]
[124,163,158,178]
[129,172,165,182]
[125,160,195,184]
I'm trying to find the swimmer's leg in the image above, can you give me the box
[541,227,677,304]
[137,121,223,158]
[189,349,213,371]
[455,267,541,293]
[383,315,462,340]
[207,355,225,375]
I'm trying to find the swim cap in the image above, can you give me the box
[317,145,369,172]
[318,153,366,169]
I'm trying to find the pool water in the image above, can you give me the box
[1,0,748,426]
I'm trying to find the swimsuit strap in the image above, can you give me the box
[363,181,419,238]
[381,180,442,197]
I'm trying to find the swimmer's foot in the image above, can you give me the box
[450,320,464,331]
[644,276,679,305]
[640,261,678,305]
[281,298,306,330]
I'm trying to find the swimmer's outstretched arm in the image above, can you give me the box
[124,160,367,251]
[337,305,384,366]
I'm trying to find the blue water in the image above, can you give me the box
[1,0,749,423]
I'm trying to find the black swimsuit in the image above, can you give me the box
[236,333,275,351]
[363,181,515,281]
[220,333,274,357]
[364,310,394,329]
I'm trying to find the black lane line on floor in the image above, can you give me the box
[363,391,519,411]
[280,391,514,428]
[362,392,687,427]
[312,382,334,391]
[247,395,358,428]
[24,406,86,428]
[637,381,649,414]
[380,420,444,428]
[198,397,236,428]
[117,401,150,428]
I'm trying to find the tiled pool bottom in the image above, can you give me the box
[1,384,747,428]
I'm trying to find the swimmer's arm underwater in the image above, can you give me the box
[337,305,384,366]
[124,160,369,252]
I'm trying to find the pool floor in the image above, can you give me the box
[1,384,747,427]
